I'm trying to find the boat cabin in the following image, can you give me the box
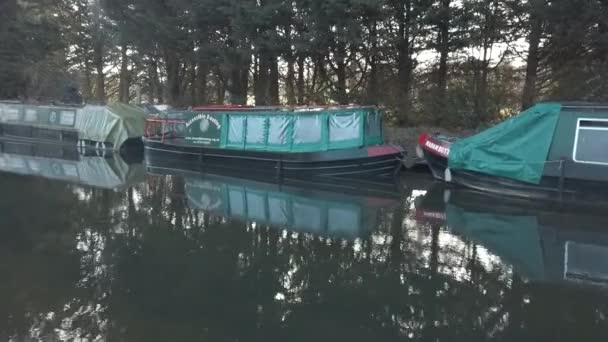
[0,101,145,151]
[144,105,385,153]
[543,103,608,182]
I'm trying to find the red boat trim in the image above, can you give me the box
[418,133,450,158]
[367,145,402,157]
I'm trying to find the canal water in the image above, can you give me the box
[0,150,607,341]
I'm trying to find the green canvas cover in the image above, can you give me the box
[75,103,145,148]
[179,106,383,153]
[0,102,145,149]
[448,103,562,184]
[446,204,545,281]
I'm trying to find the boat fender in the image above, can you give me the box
[443,189,451,203]
[416,145,424,159]
[444,168,452,182]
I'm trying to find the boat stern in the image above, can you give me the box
[417,132,454,180]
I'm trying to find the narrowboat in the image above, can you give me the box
[418,102,608,202]
[415,183,608,290]
[0,101,145,152]
[143,105,404,180]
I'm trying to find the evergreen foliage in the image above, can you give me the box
[1,0,607,127]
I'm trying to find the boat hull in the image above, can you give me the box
[420,134,608,204]
[143,138,404,180]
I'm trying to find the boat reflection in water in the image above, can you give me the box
[147,164,402,239]
[0,139,145,189]
[416,183,608,290]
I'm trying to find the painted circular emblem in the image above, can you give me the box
[199,118,210,132]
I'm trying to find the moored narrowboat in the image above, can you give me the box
[143,105,404,180]
[418,102,608,202]
[0,101,145,152]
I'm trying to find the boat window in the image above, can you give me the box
[59,110,76,126]
[245,116,267,146]
[329,113,361,145]
[580,120,608,129]
[267,116,291,146]
[227,116,246,146]
[24,109,38,122]
[573,119,608,164]
[293,115,322,144]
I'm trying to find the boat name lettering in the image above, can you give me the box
[424,140,450,157]
[186,114,221,129]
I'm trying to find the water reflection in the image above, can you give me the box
[417,183,608,290]
[0,160,607,341]
[0,140,144,189]
[180,173,400,239]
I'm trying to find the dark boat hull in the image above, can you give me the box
[421,146,608,204]
[143,138,403,180]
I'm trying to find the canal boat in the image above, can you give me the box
[417,102,608,201]
[0,101,145,152]
[415,184,608,290]
[143,105,404,180]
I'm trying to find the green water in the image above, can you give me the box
[0,163,607,341]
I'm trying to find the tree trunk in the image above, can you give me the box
[255,52,269,105]
[82,58,92,102]
[313,54,328,105]
[334,40,348,105]
[396,1,413,125]
[285,26,296,106]
[148,59,163,104]
[367,19,379,105]
[474,47,490,121]
[196,59,209,105]
[118,42,129,103]
[436,0,451,116]
[189,62,197,106]
[230,64,249,105]
[269,54,280,105]
[92,0,105,103]
[164,50,180,106]
[297,55,305,105]
[286,57,296,105]
[521,1,543,110]
[217,75,226,104]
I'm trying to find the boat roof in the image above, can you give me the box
[190,104,379,112]
[150,105,381,121]
[543,102,608,112]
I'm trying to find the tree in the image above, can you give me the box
[520,0,545,110]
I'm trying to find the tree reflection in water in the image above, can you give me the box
[0,173,606,341]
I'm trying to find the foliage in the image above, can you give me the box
[1,0,607,127]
